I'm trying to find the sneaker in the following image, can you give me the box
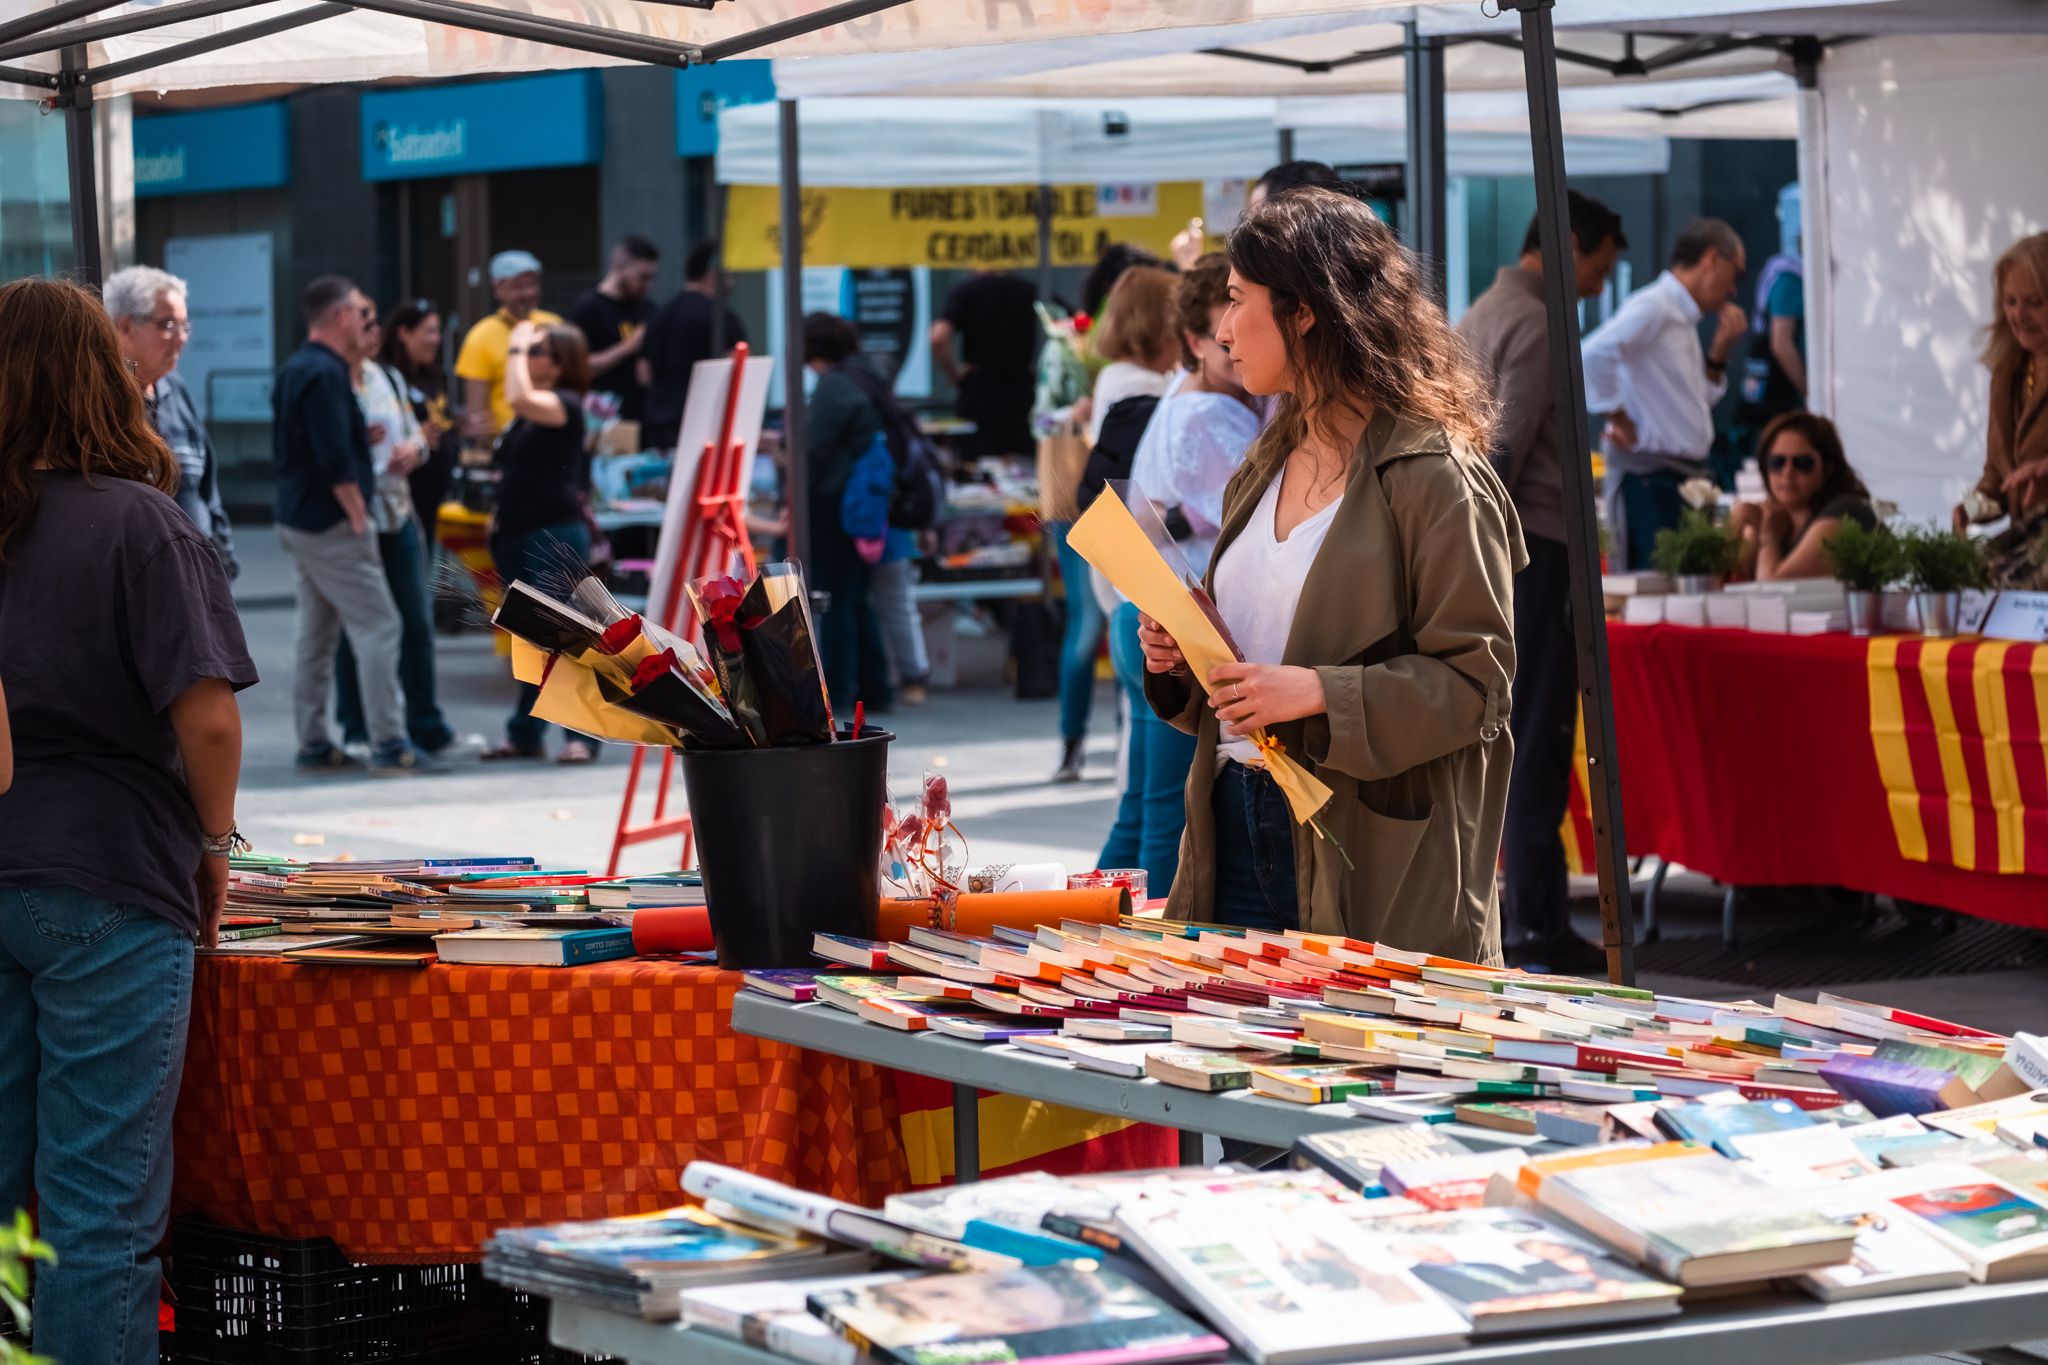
[427,732,489,759]
[342,740,372,763]
[898,682,929,708]
[295,743,364,774]
[369,741,450,776]
[1050,737,1086,784]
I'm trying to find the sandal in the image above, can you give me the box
[557,740,596,765]
[481,742,545,761]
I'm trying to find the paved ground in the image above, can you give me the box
[230,528,2048,1036]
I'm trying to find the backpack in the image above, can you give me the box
[842,359,944,531]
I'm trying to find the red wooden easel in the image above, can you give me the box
[606,343,760,876]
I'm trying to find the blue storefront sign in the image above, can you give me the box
[674,60,776,157]
[361,70,601,182]
[132,102,288,197]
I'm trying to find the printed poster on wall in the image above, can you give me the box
[165,232,276,423]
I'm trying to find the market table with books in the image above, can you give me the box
[1602,623,2048,928]
[544,1283,2048,1365]
[170,954,909,1260]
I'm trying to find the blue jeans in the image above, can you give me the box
[0,884,194,1365]
[491,521,592,751]
[336,518,454,751]
[1098,603,1197,891]
[1048,522,1105,741]
[1211,762,1301,933]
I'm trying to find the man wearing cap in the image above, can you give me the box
[456,249,563,443]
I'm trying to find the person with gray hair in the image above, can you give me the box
[1581,216,1750,569]
[105,264,238,578]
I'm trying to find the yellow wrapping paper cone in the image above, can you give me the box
[1068,485,1333,826]
[531,656,680,747]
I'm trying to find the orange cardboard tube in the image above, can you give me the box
[873,888,1129,943]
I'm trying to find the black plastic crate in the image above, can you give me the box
[168,1218,518,1364]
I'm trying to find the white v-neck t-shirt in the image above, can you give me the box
[1211,470,1341,768]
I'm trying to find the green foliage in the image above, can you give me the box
[1900,525,1987,593]
[0,1209,53,1365]
[1650,509,1743,578]
[1822,518,1907,592]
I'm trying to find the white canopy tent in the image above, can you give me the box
[711,95,1682,189]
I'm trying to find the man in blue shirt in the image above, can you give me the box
[272,276,442,775]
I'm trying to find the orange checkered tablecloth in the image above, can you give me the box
[171,955,910,1262]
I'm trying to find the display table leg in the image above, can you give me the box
[1721,884,1740,948]
[951,1082,979,1184]
[1642,857,1668,943]
[1178,1129,1204,1166]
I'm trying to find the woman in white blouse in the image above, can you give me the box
[1099,255,1261,889]
[1051,266,1182,784]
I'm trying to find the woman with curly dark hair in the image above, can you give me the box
[1137,190,1524,961]
[0,276,256,1363]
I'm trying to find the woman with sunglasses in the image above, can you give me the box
[1730,412,1874,581]
[486,318,596,762]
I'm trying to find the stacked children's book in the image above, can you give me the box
[202,852,702,968]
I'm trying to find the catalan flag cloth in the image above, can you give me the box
[1867,636,2048,875]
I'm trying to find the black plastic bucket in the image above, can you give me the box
[678,728,893,969]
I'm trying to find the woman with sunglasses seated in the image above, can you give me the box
[1730,412,1876,580]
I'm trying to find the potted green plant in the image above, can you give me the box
[2,1209,54,1365]
[1900,526,1986,638]
[1822,519,1906,636]
[1650,509,1742,593]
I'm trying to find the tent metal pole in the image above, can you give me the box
[1276,126,1294,165]
[82,2,351,85]
[1503,0,1637,986]
[1035,182,1054,301]
[1402,20,1447,304]
[778,97,810,569]
[59,44,101,287]
[697,0,914,63]
[0,0,128,52]
[345,0,699,66]
[0,0,261,64]
[0,63,55,88]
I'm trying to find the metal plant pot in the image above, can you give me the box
[1914,590,1962,638]
[1844,588,1887,637]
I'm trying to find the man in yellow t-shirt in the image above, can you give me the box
[455,249,563,442]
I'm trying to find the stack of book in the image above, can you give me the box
[206,853,660,967]
[739,922,2028,1134]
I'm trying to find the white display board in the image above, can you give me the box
[164,231,275,423]
[1810,34,2048,525]
[643,354,776,634]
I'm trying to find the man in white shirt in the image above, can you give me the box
[1581,218,1749,569]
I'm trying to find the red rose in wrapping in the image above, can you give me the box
[697,576,749,653]
[598,613,644,656]
[630,648,677,692]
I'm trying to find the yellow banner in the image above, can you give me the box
[724,182,1208,272]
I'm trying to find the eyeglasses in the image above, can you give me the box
[136,314,191,339]
[1766,453,1818,475]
